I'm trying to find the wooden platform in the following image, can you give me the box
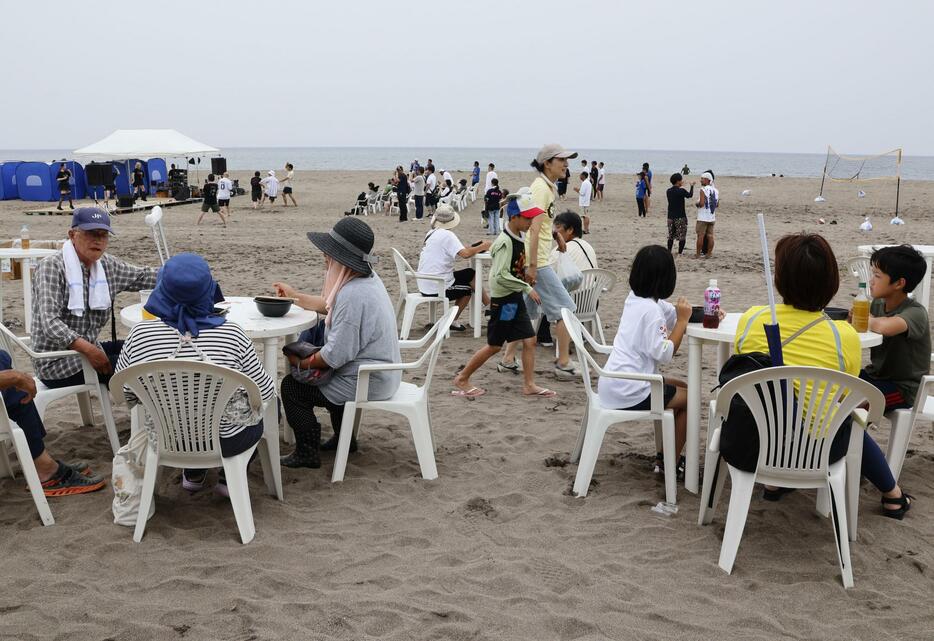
[25,197,202,216]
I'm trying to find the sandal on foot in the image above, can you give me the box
[882,492,913,520]
[451,387,486,398]
[763,486,796,502]
[524,388,557,399]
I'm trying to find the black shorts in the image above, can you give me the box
[201,201,219,213]
[621,384,676,411]
[859,370,911,412]
[268,195,277,203]
[420,268,475,301]
[218,198,230,207]
[251,189,262,202]
[597,184,604,192]
[487,294,534,347]
[283,186,293,194]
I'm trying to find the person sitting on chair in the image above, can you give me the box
[31,208,157,392]
[1,351,106,496]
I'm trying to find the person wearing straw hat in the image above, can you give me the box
[416,204,491,331]
[273,218,400,469]
[114,253,276,496]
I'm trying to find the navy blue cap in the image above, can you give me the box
[71,207,114,234]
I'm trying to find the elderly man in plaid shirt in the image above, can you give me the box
[32,207,157,390]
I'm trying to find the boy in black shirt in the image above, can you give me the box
[250,171,262,209]
[56,163,74,211]
[666,173,694,254]
[484,178,504,236]
[197,174,225,226]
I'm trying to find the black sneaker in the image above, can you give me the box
[40,462,105,497]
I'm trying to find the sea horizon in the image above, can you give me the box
[2,146,931,180]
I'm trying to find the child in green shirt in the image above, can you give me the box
[452,193,556,399]
[859,245,932,411]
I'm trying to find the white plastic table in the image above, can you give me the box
[469,252,492,338]
[858,244,934,313]
[121,296,318,447]
[683,313,883,494]
[0,248,57,333]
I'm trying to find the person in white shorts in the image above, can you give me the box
[574,171,593,234]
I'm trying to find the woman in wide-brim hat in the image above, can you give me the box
[272,217,401,469]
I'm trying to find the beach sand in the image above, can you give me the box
[1,170,932,641]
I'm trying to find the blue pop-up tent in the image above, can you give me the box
[147,158,166,193]
[48,161,86,200]
[0,161,22,200]
[15,162,55,201]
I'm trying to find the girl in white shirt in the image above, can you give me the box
[597,245,691,473]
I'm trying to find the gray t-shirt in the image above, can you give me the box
[865,297,931,402]
[411,175,426,197]
[318,273,401,404]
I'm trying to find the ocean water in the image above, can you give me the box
[2,147,932,180]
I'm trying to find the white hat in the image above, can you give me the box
[701,172,714,182]
[268,170,275,176]
[430,204,460,230]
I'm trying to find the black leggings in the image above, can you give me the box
[281,374,345,463]
[398,194,408,221]
[636,197,646,217]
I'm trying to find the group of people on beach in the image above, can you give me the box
[0,145,922,536]
[197,163,299,226]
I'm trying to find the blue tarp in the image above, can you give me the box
[0,162,22,200]
[147,158,166,193]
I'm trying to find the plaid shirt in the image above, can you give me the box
[31,252,157,381]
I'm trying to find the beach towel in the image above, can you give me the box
[63,239,111,317]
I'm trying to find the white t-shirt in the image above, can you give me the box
[597,291,677,409]
[578,179,593,207]
[217,177,232,200]
[284,170,294,187]
[484,170,497,192]
[260,176,279,197]
[697,184,719,223]
[416,228,464,295]
[598,167,606,185]
[426,173,438,192]
[550,238,597,272]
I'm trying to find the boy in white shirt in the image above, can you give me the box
[217,172,233,218]
[597,245,691,474]
[573,171,593,234]
[694,172,719,258]
[484,163,497,192]
[260,170,279,205]
[597,162,606,201]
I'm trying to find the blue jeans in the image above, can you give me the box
[487,209,501,236]
[1,350,46,459]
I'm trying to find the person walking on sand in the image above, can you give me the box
[694,172,718,258]
[452,194,555,399]
[250,171,262,209]
[666,173,694,255]
[217,172,233,219]
[197,174,226,226]
[261,170,279,206]
[281,163,298,207]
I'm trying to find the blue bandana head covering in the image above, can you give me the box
[144,253,225,337]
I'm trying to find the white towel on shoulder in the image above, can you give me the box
[63,240,111,317]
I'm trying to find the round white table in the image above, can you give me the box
[469,252,492,337]
[683,312,883,494]
[121,296,319,449]
[858,244,934,313]
[0,247,58,333]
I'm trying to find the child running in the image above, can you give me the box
[597,245,692,475]
[665,173,694,254]
[452,192,556,399]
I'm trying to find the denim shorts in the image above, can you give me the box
[525,265,577,320]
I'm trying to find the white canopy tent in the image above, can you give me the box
[73,129,220,161]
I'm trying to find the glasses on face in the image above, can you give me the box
[80,230,110,241]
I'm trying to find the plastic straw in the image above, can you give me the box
[757,213,777,325]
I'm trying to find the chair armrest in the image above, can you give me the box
[400,335,432,350]
[405,271,447,284]
[354,360,420,402]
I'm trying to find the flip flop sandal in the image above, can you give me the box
[525,388,557,398]
[451,387,486,398]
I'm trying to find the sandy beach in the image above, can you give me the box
[1,170,932,641]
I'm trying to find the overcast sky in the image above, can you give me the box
[2,0,931,155]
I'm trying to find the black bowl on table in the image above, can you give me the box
[824,306,849,321]
[254,296,293,317]
[689,305,705,323]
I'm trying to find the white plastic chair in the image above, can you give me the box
[110,360,277,544]
[467,184,478,203]
[571,268,617,345]
[0,399,54,526]
[144,206,171,265]
[0,325,120,455]
[847,256,871,287]
[366,192,381,215]
[331,308,457,483]
[560,308,678,504]
[697,366,884,588]
[391,248,450,340]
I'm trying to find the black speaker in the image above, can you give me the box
[117,195,135,208]
[86,163,111,186]
[172,185,191,201]
[211,157,227,174]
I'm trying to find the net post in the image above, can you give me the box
[895,149,902,217]
[818,145,830,197]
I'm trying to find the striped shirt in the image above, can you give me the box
[114,321,276,439]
